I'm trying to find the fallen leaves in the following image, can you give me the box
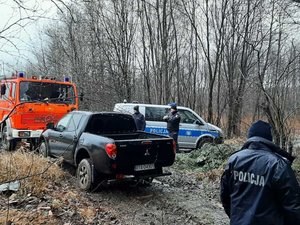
[0,150,120,225]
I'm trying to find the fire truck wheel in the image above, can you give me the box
[1,125,16,151]
[39,141,48,157]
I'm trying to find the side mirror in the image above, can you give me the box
[46,122,55,130]
[195,120,203,126]
[1,84,6,95]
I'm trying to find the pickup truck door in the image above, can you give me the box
[54,113,84,162]
[48,113,73,157]
[47,129,62,155]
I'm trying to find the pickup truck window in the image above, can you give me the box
[67,114,84,131]
[86,114,136,134]
[56,114,72,132]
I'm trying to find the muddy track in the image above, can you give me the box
[81,168,229,225]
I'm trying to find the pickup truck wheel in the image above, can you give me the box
[1,125,16,151]
[77,159,94,191]
[39,141,48,157]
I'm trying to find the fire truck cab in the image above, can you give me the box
[0,71,79,151]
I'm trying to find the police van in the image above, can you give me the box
[113,103,224,150]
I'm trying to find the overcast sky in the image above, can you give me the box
[0,0,58,75]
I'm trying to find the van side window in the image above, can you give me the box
[145,107,168,121]
[178,109,200,124]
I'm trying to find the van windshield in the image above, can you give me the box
[19,81,75,104]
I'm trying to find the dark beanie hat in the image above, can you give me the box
[247,120,272,141]
[169,102,177,110]
[133,105,139,111]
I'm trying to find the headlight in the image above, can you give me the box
[18,131,31,137]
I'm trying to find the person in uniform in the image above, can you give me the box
[220,120,300,225]
[163,103,181,152]
[132,105,146,131]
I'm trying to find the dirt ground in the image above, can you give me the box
[3,139,300,225]
[81,167,229,225]
[2,141,300,224]
[0,154,229,225]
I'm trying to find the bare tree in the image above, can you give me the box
[0,0,47,72]
[26,0,300,142]
[253,0,300,149]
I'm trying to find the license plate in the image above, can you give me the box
[134,164,155,171]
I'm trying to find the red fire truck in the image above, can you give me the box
[0,71,79,150]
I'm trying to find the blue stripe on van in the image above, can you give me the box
[145,126,219,138]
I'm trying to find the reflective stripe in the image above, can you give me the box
[145,126,219,138]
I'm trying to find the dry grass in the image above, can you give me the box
[0,148,65,196]
[0,149,68,224]
[196,169,224,182]
[224,138,245,146]
[0,149,107,225]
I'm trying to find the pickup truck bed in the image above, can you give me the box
[39,111,176,191]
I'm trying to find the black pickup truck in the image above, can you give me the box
[38,111,176,190]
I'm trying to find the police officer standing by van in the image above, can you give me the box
[220,120,300,225]
[132,105,146,131]
[163,103,181,152]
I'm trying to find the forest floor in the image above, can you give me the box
[1,139,300,225]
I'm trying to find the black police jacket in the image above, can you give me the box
[163,110,180,132]
[220,136,300,225]
[132,112,146,131]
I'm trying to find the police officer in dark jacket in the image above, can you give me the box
[132,105,146,131]
[220,120,300,225]
[163,103,181,152]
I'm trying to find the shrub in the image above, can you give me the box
[0,149,65,196]
[174,143,237,173]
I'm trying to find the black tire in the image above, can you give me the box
[39,141,48,157]
[77,159,95,191]
[197,137,213,149]
[1,125,16,151]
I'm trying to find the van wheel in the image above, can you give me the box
[1,125,16,151]
[197,137,213,149]
[77,159,95,191]
[39,141,48,157]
